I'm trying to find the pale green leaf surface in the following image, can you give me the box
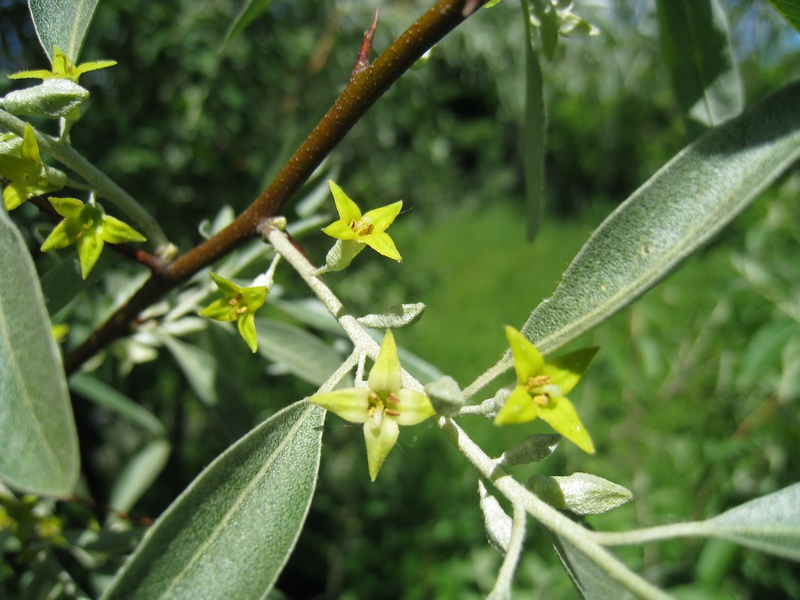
[701,483,800,560]
[70,373,165,436]
[29,0,101,62]
[222,0,274,51]
[0,206,78,496]
[256,318,346,386]
[768,0,800,32]
[656,0,742,130]
[520,80,800,356]
[109,439,171,514]
[102,401,325,599]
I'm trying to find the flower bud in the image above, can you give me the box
[528,472,633,516]
[499,433,561,466]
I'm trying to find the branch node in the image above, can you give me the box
[257,215,287,240]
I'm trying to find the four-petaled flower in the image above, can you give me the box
[40,197,146,279]
[309,329,435,480]
[8,46,116,84]
[199,273,268,353]
[321,180,402,271]
[0,123,66,210]
[494,326,598,454]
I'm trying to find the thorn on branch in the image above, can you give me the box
[351,8,380,79]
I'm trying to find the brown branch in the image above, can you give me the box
[64,0,487,376]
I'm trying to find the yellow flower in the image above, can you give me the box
[40,197,146,279]
[495,327,597,454]
[321,180,402,270]
[199,273,267,353]
[309,330,435,480]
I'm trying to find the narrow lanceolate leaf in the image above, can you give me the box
[522,0,546,241]
[700,483,800,560]
[768,0,800,33]
[520,80,800,355]
[0,206,79,496]
[29,0,101,62]
[109,439,171,514]
[656,0,742,131]
[102,401,325,599]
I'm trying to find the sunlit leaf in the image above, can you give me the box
[0,206,78,496]
[656,0,742,132]
[102,401,325,599]
[519,80,800,356]
[702,483,800,560]
[29,0,101,62]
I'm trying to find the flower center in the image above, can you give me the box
[368,391,401,418]
[350,217,374,237]
[228,293,249,317]
[524,375,562,406]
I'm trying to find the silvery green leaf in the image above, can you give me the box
[519,80,800,356]
[102,401,325,599]
[529,473,633,515]
[701,483,800,560]
[0,205,78,496]
[479,479,512,554]
[29,0,100,62]
[3,79,89,118]
[358,303,426,329]
[425,375,465,416]
[500,433,561,466]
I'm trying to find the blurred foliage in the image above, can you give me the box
[2,0,800,597]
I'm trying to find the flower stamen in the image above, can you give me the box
[525,374,551,393]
